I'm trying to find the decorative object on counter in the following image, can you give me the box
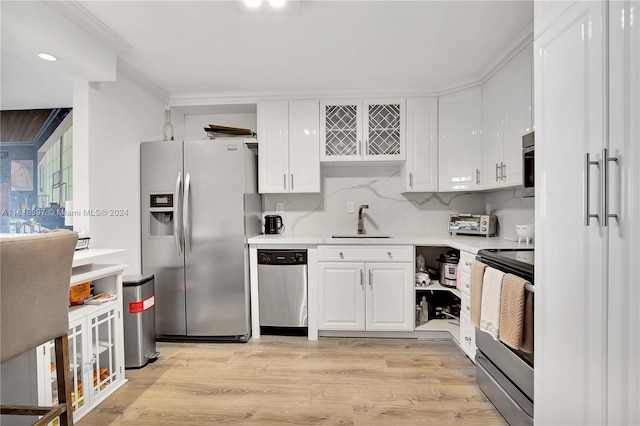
[263,214,284,234]
[515,224,534,244]
[204,124,256,139]
[162,108,174,141]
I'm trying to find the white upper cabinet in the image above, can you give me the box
[403,97,439,192]
[481,43,533,189]
[257,100,320,193]
[320,98,406,162]
[438,86,482,191]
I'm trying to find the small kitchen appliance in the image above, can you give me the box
[264,215,284,234]
[449,214,497,236]
[437,250,460,288]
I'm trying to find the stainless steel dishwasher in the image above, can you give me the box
[257,249,308,328]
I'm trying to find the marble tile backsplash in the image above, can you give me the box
[262,165,534,237]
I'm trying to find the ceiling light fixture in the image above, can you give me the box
[38,53,57,62]
[268,0,286,7]
[244,0,262,8]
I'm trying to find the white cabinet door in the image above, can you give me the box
[87,305,121,404]
[258,101,289,193]
[258,100,320,193]
[481,66,507,188]
[534,1,606,424]
[317,262,366,330]
[606,1,640,424]
[503,44,533,186]
[438,87,482,191]
[365,263,413,331]
[320,99,363,162]
[363,98,405,161]
[403,97,438,192]
[481,43,532,189]
[288,100,320,193]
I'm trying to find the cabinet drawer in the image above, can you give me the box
[317,245,413,262]
[460,250,476,275]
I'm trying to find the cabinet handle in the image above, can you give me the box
[466,305,470,311]
[495,163,500,182]
[501,162,507,181]
[602,148,618,226]
[465,336,472,342]
[476,169,480,185]
[584,153,600,226]
[338,251,344,258]
[409,172,413,188]
[291,174,294,191]
[369,269,373,287]
[387,251,392,257]
[360,269,364,288]
[465,261,471,266]
[466,283,470,288]
[283,173,287,191]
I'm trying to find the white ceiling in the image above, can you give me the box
[1,0,534,110]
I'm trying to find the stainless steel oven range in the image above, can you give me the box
[475,248,534,426]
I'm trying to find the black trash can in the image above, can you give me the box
[123,274,159,368]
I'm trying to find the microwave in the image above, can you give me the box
[449,214,497,237]
[523,131,534,197]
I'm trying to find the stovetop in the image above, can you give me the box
[476,248,534,278]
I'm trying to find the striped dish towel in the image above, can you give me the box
[480,267,505,340]
[498,274,527,350]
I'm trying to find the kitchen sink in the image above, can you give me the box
[331,235,391,239]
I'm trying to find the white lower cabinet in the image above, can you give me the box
[458,250,476,361]
[317,246,413,332]
[29,263,127,424]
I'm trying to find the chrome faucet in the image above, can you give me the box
[357,204,369,234]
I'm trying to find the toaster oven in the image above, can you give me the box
[449,214,497,236]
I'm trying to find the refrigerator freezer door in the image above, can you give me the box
[141,141,187,336]
[183,140,252,337]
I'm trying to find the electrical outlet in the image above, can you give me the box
[347,201,355,213]
[275,203,284,213]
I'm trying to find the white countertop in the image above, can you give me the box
[73,248,127,267]
[248,234,533,254]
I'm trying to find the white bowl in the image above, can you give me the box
[516,224,535,242]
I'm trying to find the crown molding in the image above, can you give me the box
[117,60,170,105]
[47,1,133,56]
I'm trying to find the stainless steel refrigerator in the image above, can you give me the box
[140,139,261,341]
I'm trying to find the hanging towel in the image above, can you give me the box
[498,274,527,350]
[480,267,505,340]
[470,261,487,327]
[520,291,534,353]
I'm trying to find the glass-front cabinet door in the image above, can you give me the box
[67,318,87,418]
[363,99,405,161]
[88,305,119,401]
[320,100,362,161]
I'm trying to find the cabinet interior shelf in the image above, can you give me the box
[415,319,460,342]
[415,280,461,297]
[93,341,113,355]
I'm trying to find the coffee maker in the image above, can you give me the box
[264,215,284,234]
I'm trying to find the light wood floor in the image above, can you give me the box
[78,336,507,425]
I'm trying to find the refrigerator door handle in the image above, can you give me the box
[183,172,192,255]
[174,172,183,256]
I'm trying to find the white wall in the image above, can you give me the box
[75,72,166,274]
[485,188,535,239]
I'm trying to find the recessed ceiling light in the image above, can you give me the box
[244,0,262,8]
[268,0,286,7]
[38,53,57,62]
